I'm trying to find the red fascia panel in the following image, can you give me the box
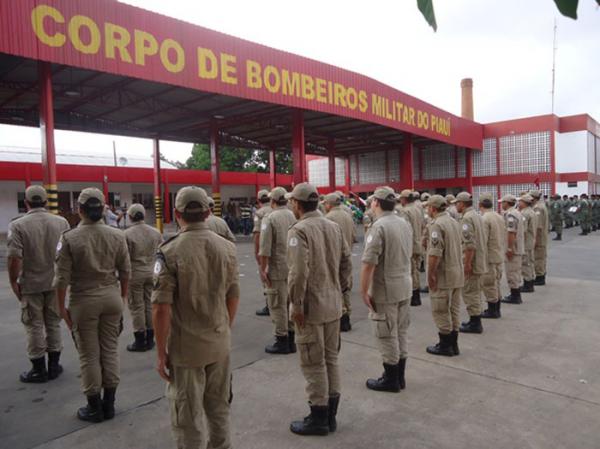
[558,172,600,183]
[483,115,560,138]
[559,114,600,137]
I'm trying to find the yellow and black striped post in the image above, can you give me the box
[154,195,163,233]
[44,183,59,214]
[213,192,222,217]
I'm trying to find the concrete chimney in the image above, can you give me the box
[461,78,474,121]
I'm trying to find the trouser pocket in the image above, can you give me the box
[369,311,391,338]
[296,325,318,366]
[20,297,32,325]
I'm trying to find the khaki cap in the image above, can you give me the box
[365,194,374,205]
[208,197,216,208]
[420,192,430,201]
[445,194,456,202]
[529,190,542,199]
[257,189,270,202]
[479,192,494,202]
[453,191,472,204]
[127,203,145,218]
[269,187,288,201]
[25,185,47,202]
[175,186,210,212]
[399,189,412,199]
[286,182,320,202]
[519,194,534,204]
[335,190,345,199]
[500,194,517,203]
[78,187,105,205]
[324,192,342,205]
[425,194,447,208]
[372,186,397,202]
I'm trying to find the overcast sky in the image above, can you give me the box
[1,0,598,163]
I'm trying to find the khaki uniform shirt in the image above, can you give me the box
[427,212,464,289]
[533,201,549,246]
[362,212,413,302]
[521,206,537,251]
[7,208,70,294]
[482,210,506,264]
[395,203,423,256]
[259,207,296,281]
[504,207,525,255]
[447,205,461,221]
[342,203,353,217]
[54,219,131,295]
[326,205,356,248]
[252,205,273,234]
[124,221,163,277]
[206,214,236,243]
[460,207,488,275]
[151,223,240,367]
[287,211,352,325]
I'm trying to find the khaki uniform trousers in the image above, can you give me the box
[430,288,461,334]
[482,263,503,303]
[462,274,482,316]
[370,299,410,365]
[522,249,535,281]
[20,291,62,359]
[127,274,153,332]
[167,357,232,449]
[295,319,341,407]
[265,279,292,337]
[342,275,353,316]
[505,255,523,289]
[534,245,547,277]
[70,288,123,396]
[411,255,420,290]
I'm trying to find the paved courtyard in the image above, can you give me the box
[0,227,599,449]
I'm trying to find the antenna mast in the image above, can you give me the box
[551,19,557,114]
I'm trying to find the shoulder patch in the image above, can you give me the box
[366,234,373,244]
[462,224,469,231]
[289,237,298,247]
[261,223,267,231]
[56,240,63,253]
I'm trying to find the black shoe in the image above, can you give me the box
[265,335,290,354]
[419,286,429,294]
[102,387,117,420]
[290,406,329,436]
[20,357,48,383]
[145,329,155,350]
[419,261,425,273]
[481,302,500,319]
[579,231,588,236]
[496,300,502,318]
[397,358,406,390]
[460,315,483,334]
[553,234,562,241]
[77,394,104,423]
[520,280,535,293]
[328,395,340,432]
[534,275,546,286]
[256,305,270,316]
[450,331,460,356]
[288,331,297,354]
[410,289,422,307]
[502,288,523,304]
[126,331,147,352]
[47,352,64,380]
[426,333,454,357]
[340,314,352,332]
[366,363,400,392]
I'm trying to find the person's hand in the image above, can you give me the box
[291,310,304,328]
[260,270,271,288]
[506,249,514,261]
[60,308,73,330]
[157,353,171,382]
[10,282,21,302]
[464,263,473,277]
[428,273,437,292]
[362,292,374,311]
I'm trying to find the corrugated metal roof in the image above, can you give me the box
[0,146,176,169]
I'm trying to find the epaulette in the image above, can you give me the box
[9,214,24,223]
[159,232,180,248]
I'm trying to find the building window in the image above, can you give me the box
[567,181,578,188]
[421,143,455,180]
[499,132,551,175]
[132,193,154,209]
[473,138,497,176]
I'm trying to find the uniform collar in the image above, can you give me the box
[462,206,474,216]
[80,217,104,226]
[181,222,209,232]
[301,210,320,220]
[130,220,144,226]
[378,211,394,218]
[435,211,449,219]
[26,207,47,215]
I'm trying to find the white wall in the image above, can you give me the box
[0,181,26,233]
[555,181,589,196]
[555,131,588,173]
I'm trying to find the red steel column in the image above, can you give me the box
[550,131,557,194]
[153,138,163,232]
[400,133,414,190]
[465,148,474,192]
[269,146,276,189]
[328,137,336,192]
[163,170,171,224]
[25,163,31,189]
[345,156,351,195]
[292,109,306,185]
[39,62,58,214]
[210,121,222,216]
[496,137,502,211]
[102,167,109,203]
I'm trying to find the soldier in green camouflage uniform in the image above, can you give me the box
[549,194,564,241]
[592,194,600,232]
[562,195,572,228]
[578,194,591,235]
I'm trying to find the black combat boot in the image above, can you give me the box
[20,357,48,383]
[481,302,500,319]
[426,333,454,357]
[397,358,407,390]
[340,314,352,332]
[451,331,460,356]
[460,315,483,334]
[145,329,155,350]
[579,230,588,236]
[328,395,340,432]
[502,288,523,304]
[126,331,147,352]
[290,405,329,436]
[534,275,546,286]
[419,286,429,294]
[77,394,104,423]
[47,352,63,380]
[265,335,290,354]
[520,280,535,293]
[288,331,297,354]
[410,289,422,307]
[496,300,502,318]
[553,234,562,241]
[366,363,400,392]
[255,305,270,316]
[102,387,117,420]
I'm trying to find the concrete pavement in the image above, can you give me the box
[1,226,599,449]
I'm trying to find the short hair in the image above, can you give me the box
[377,198,396,211]
[430,203,447,212]
[27,200,47,209]
[461,200,473,207]
[275,198,288,206]
[130,212,145,222]
[181,202,209,223]
[80,198,104,222]
[296,200,318,213]
[259,197,270,204]
[480,199,493,209]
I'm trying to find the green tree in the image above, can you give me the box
[184,144,292,174]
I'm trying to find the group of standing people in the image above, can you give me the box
[548,193,600,240]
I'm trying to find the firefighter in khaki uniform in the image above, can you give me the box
[286,183,352,436]
[124,204,163,352]
[152,186,240,449]
[361,186,413,393]
[324,192,357,332]
[424,195,464,357]
[501,195,526,305]
[7,185,70,383]
[258,187,297,354]
[453,192,488,334]
[253,190,272,316]
[207,197,236,243]
[530,190,549,286]
[54,188,131,423]
[479,193,506,319]
[396,189,424,306]
[518,194,537,293]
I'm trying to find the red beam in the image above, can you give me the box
[400,133,414,190]
[39,61,58,214]
[210,121,222,216]
[328,137,336,191]
[292,109,306,185]
[153,139,163,231]
[269,146,276,189]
